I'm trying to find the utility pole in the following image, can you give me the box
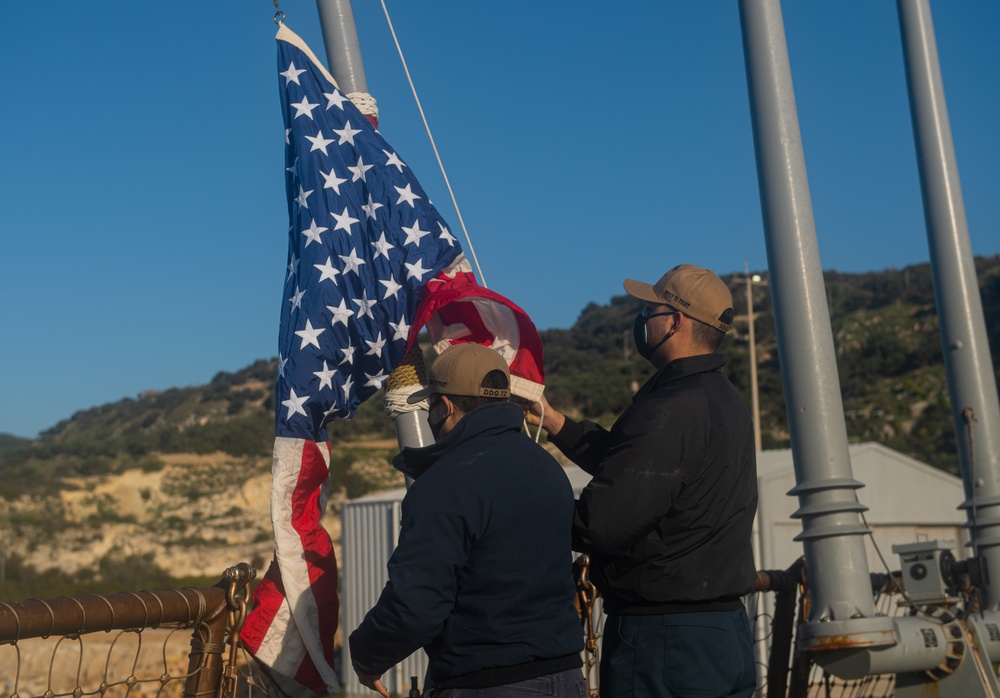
[733,267,768,453]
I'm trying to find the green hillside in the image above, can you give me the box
[1,257,998,491]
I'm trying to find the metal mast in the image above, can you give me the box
[897,0,1000,609]
[315,0,369,97]
[738,0,895,649]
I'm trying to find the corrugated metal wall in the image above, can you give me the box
[341,495,429,696]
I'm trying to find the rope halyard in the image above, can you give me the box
[377,0,487,287]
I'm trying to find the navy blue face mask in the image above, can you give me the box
[632,307,676,360]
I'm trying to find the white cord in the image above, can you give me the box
[378,0,487,287]
[383,384,428,419]
[522,399,545,444]
[346,91,379,120]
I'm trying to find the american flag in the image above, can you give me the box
[239,24,466,694]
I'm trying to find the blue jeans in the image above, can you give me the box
[601,609,755,698]
[429,668,587,698]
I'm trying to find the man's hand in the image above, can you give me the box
[355,668,390,698]
[515,393,566,436]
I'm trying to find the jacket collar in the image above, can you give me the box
[393,401,526,480]
[634,353,726,402]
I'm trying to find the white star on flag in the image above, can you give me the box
[364,370,388,389]
[332,207,360,235]
[321,167,347,194]
[281,388,309,419]
[306,131,335,155]
[401,220,430,247]
[438,222,458,247]
[390,317,411,342]
[280,61,306,85]
[340,345,355,366]
[340,374,355,399]
[314,257,340,283]
[302,219,328,247]
[371,232,393,259]
[291,96,319,119]
[404,258,432,282]
[295,185,313,209]
[394,183,421,207]
[324,90,349,110]
[361,194,384,220]
[348,156,374,182]
[333,121,362,145]
[289,286,306,313]
[314,361,337,391]
[353,290,378,320]
[365,332,387,359]
[327,299,353,327]
[295,319,325,349]
[383,149,406,172]
[339,248,365,275]
[380,276,403,300]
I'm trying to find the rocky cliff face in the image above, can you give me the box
[1,452,352,582]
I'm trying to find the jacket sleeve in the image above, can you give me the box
[348,478,470,676]
[571,403,691,556]
[547,417,614,475]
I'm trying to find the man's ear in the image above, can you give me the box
[440,395,457,418]
[666,310,684,337]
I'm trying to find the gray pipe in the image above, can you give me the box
[897,0,1000,610]
[315,0,370,95]
[738,0,895,649]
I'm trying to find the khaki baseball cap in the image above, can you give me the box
[624,264,734,332]
[407,343,511,404]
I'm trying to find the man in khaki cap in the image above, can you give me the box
[350,343,585,698]
[527,264,758,698]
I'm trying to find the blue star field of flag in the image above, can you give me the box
[275,31,462,440]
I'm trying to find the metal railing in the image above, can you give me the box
[0,563,258,698]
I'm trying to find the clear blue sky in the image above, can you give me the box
[1,2,997,439]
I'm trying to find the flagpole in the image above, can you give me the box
[315,0,369,96]
[313,0,435,455]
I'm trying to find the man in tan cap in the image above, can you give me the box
[350,343,585,698]
[527,264,758,698]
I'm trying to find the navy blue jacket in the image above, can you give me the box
[550,354,758,614]
[348,402,583,688]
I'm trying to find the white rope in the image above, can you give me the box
[383,384,428,419]
[378,0,488,287]
[522,399,545,444]
[347,91,379,121]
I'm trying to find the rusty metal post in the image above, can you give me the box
[187,563,256,698]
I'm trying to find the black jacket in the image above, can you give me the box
[550,354,757,614]
[349,402,583,688]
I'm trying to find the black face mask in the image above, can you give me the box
[427,396,448,440]
[632,308,674,360]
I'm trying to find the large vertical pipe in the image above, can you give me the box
[738,0,895,649]
[897,0,1000,609]
[315,0,369,95]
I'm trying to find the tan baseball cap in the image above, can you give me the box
[624,264,734,332]
[407,343,511,404]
